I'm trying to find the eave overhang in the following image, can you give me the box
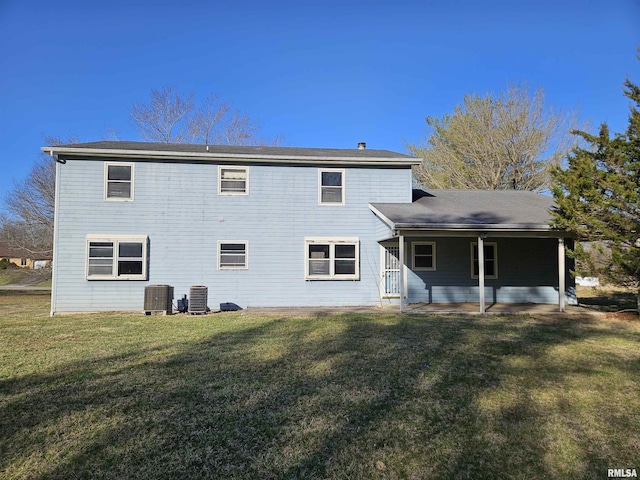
[369,204,571,238]
[41,146,422,167]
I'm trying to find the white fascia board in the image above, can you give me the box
[368,204,397,229]
[394,228,567,238]
[394,223,554,231]
[41,146,421,167]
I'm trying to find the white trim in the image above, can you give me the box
[471,241,498,279]
[104,162,135,201]
[412,241,436,271]
[558,238,565,312]
[304,237,359,280]
[380,243,401,298]
[399,235,405,312]
[217,240,249,270]
[218,165,249,195]
[85,235,148,280]
[43,146,422,167]
[50,160,62,316]
[318,168,345,206]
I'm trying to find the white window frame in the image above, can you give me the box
[305,237,359,280]
[104,162,135,201]
[217,241,249,270]
[471,242,498,279]
[412,242,436,271]
[318,168,345,206]
[218,166,249,195]
[85,235,148,280]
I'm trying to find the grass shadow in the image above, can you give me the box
[1,309,639,479]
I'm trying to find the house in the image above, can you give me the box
[42,141,576,315]
[0,245,51,269]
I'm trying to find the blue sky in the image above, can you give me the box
[0,0,638,209]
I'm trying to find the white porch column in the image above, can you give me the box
[399,234,405,313]
[478,234,485,313]
[558,237,566,312]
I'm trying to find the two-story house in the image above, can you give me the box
[43,141,576,315]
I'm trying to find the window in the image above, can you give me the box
[219,166,248,195]
[218,241,248,269]
[105,163,134,200]
[305,237,359,280]
[318,169,345,205]
[412,242,436,271]
[471,242,498,279]
[20,258,27,266]
[86,235,148,280]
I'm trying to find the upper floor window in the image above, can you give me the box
[105,163,134,201]
[471,242,498,279]
[318,169,345,205]
[86,235,148,280]
[219,166,249,195]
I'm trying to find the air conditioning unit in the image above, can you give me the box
[144,285,174,315]
[188,286,208,314]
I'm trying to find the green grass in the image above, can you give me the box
[1,292,639,479]
[0,269,51,287]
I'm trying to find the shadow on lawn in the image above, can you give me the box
[1,314,639,479]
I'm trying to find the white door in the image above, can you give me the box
[381,245,400,297]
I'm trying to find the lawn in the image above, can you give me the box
[0,292,638,479]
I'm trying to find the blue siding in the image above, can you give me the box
[404,237,577,305]
[52,159,411,312]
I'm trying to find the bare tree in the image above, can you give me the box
[2,135,74,255]
[131,86,281,146]
[407,84,580,191]
[130,86,195,143]
[188,93,230,144]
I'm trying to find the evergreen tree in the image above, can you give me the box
[551,74,640,311]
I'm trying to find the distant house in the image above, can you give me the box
[42,141,576,315]
[0,245,51,269]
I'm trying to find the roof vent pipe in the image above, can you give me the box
[357,142,366,150]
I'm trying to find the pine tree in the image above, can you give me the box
[551,75,640,311]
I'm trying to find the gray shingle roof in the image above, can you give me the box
[43,141,419,165]
[371,189,558,231]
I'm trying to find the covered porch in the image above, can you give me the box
[371,189,576,314]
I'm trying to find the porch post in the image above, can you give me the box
[399,234,405,313]
[478,234,485,313]
[558,237,565,312]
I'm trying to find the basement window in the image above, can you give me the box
[86,235,148,280]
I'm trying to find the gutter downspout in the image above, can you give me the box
[399,233,405,313]
[478,234,485,313]
[49,154,62,316]
[558,238,565,312]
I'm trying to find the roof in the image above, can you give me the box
[42,141,420,167]
[371,189,559,232]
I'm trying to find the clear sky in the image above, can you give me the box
[0,0,638,210]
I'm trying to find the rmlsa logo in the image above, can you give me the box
[609,469,638,478]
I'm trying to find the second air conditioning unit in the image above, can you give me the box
[188,285,208,314]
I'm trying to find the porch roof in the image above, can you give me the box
[370,189,560,233]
